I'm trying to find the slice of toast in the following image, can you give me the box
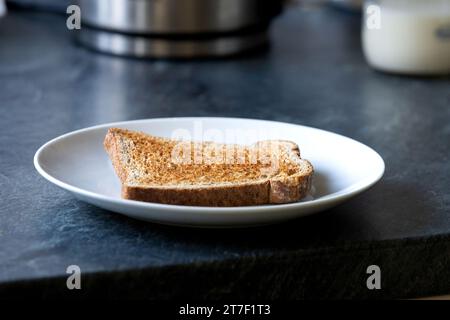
[104,128,313,207]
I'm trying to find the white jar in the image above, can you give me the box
[362,0,450,75]
[0,0,6,18]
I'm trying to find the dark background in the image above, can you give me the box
[6,0,70,11]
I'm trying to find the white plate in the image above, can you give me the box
[34,118,385,227]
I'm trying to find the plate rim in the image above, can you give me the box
[34,117,385,213]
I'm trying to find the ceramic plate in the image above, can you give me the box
[34,118,384,227]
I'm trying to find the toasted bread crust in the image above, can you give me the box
[104,128,313,207]
[104,128,129,183]
[122,182,270,207]
[268,142,313,204]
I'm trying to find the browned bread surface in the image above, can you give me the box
[104,128,313,206]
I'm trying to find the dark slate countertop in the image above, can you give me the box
[0,6,449,299]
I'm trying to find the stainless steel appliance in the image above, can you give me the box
[77,0,283,58]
